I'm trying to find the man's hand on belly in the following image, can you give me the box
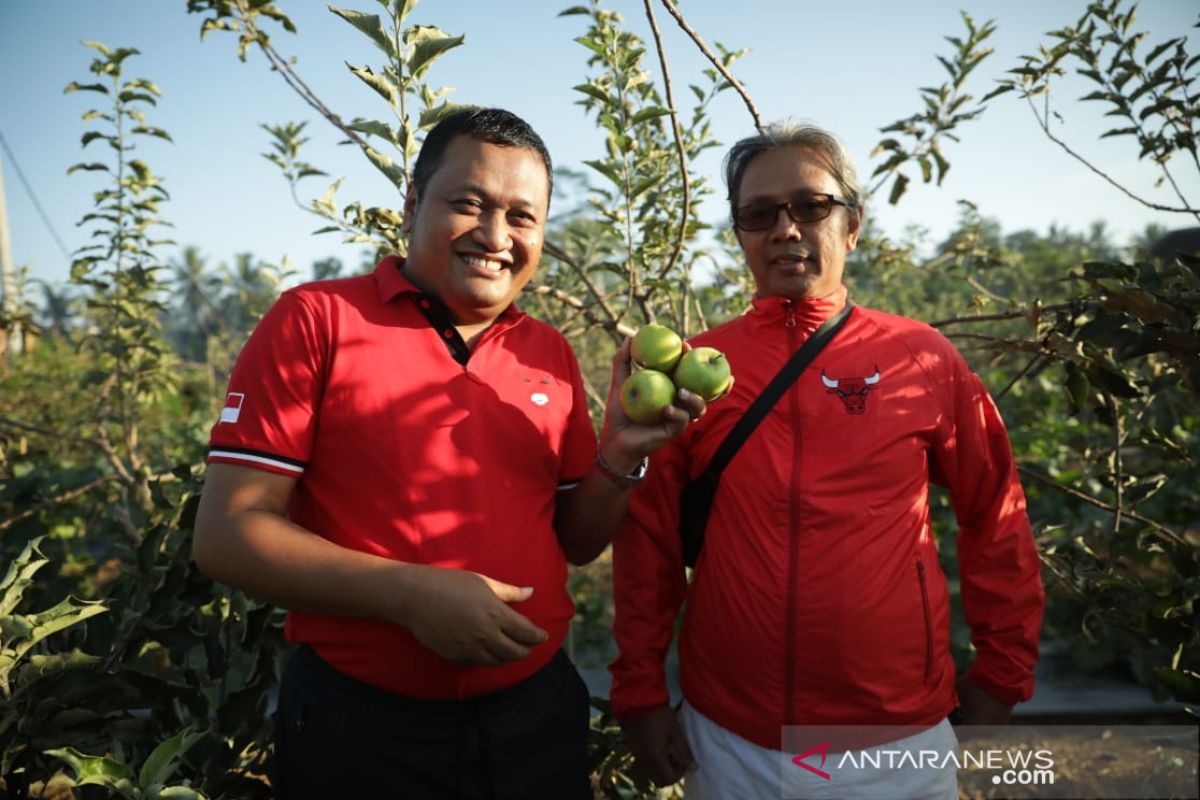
[396,565,549,666]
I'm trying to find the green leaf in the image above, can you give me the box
[584,159,622,188]
[870,152,907,178]
[417,101,466,130]
[980,83,1015,102]
[17,649,102,690]
[1063,361,1089,417]
[559,4,590,14]
[124,78,162,95]
[118,90,159,106]
[346,118,397,144]
[870,138,902,157]
[260,6,298,34]
[887,172,910,205]
[572,83,611,105]
[199,18,235,40]
[630,107,672,125]
[157,787,207,799]
[406,27,464,79]
[0,537,48,617]
[80,131,109,148]
[45,747,135,797]
[140,727,204,788]
[132,126,174,142]
[1100,126,1139,139]
[64,81,109,95]
[394,0,419,25]
[930,143,950,184]
[1084,360,1142,398]
[574,35,607,60]
[328,5,396,59]
[363,146,407,190]
[347,63,399,106]
[917,155,932,183]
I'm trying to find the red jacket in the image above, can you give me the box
[610,287,1044,750]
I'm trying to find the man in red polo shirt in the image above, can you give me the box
[193,108,704,799]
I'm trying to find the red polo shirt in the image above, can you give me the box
[207,256,596,699]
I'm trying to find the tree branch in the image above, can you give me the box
[231,1,374,158]
[0,416,102,449]
[540,241,636,340]
[1017,466,1189,548]
[0,476,117,533]
[995,352,1047,400]
[657,0,762,131]
[1023,92,1196,217]
[643,0,691,286]
[929,302,1075,329]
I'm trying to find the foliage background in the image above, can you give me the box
[1,1,1197,798]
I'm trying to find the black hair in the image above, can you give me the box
[411,107,553,202]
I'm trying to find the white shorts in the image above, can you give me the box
[680,701,959,800]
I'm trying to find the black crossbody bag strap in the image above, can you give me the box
[678,302,854,567]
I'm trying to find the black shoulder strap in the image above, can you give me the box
[679,302,854,567]
[707,302,854,478]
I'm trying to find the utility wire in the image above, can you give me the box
[0,128,73,261]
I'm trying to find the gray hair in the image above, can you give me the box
[723,121,863,222]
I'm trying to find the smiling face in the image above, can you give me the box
[402,135,550,326]
[734,144,863,300]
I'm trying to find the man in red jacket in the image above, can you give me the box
[610,122,1044,798]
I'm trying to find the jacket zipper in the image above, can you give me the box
[917,560,934,685]
[784,302,801,725]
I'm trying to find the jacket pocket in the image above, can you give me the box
[916,560,934,685]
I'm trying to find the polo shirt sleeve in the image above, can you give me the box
[207,290,325,477]
[558,342,598,488]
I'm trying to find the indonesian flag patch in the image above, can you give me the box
[219,392,245,424]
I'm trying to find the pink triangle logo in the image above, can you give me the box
[791,741,832,780]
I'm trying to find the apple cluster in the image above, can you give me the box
[620,324,733,425]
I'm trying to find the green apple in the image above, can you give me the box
[673,347,732,402]
[631,324,684,373]
[620,369,676,424]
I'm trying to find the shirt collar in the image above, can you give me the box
[749,284,849,332]
[372,255,524,322]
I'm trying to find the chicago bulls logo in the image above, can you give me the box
[821,367,881,414]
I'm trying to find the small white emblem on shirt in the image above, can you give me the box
[530,392,550,406]
[220,392,245,424]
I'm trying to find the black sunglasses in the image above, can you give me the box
[733,192,852,232]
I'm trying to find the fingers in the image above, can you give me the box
[480,575,534,604]
[610,337,633,392]
[673,388,707,422]
[648,758,683,787]
[499,607,550,648]
[669,721,697,776]
[481,575,549,646]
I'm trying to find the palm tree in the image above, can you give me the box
[167,245,221,361]
[36,282,78,339]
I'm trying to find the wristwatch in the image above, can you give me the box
[595,448,649,489]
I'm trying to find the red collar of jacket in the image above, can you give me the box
[747,284,849,334]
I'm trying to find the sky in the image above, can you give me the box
[1,0,1198,293]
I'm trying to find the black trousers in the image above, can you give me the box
[272,645,592,800]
